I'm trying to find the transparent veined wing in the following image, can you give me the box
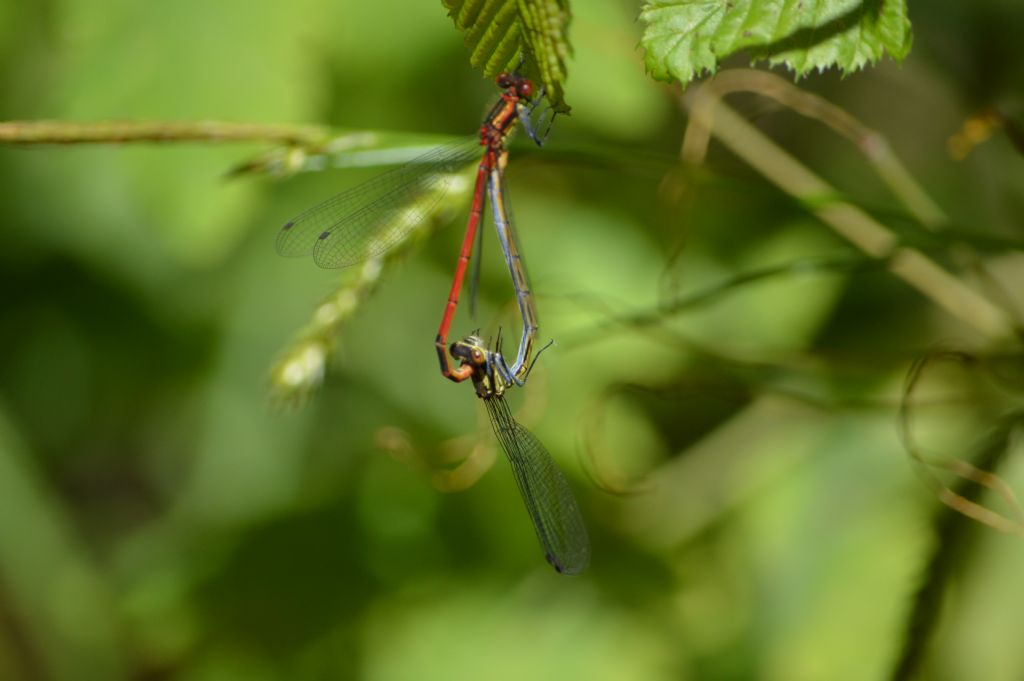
[485,394,590,574]
[277,137,482,268]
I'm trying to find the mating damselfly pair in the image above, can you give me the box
[276,72,589,575]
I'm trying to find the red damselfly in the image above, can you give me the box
[277,72,546,384]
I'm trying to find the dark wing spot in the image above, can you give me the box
[318,231,331,241]
[282,221,294,231]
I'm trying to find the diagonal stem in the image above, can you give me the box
[682,90,1018,342]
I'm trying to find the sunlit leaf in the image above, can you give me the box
[640,0,912,84]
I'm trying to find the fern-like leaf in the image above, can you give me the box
[640,0,912,85]
[443,0,573,113]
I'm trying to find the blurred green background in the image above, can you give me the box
[2,1,1024,679]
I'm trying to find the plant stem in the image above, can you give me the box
[0,120,324,146]
[682,69,947,229]
[683,92,1017,342]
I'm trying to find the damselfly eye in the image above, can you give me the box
[472,348,484,363]
[496,72,514,88]
[517,80,534,98]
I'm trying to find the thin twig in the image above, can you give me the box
[681,69,947,229]
[0,120,325,146]
[682,90,1018,342]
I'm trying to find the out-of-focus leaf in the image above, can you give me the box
[0,407,126,681]
[443,0,573,113]
[52,0,328,268]
[640,0,912,85]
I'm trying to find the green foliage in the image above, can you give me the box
[443,0,573,112]
[6,2,1024,680]
[640,0,912,84]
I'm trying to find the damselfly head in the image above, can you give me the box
[450,335,488,367]
[450,334,512,399]
[496,72,535,100]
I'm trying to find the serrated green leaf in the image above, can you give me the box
[443,0,573,113]
[640,0,912,85]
